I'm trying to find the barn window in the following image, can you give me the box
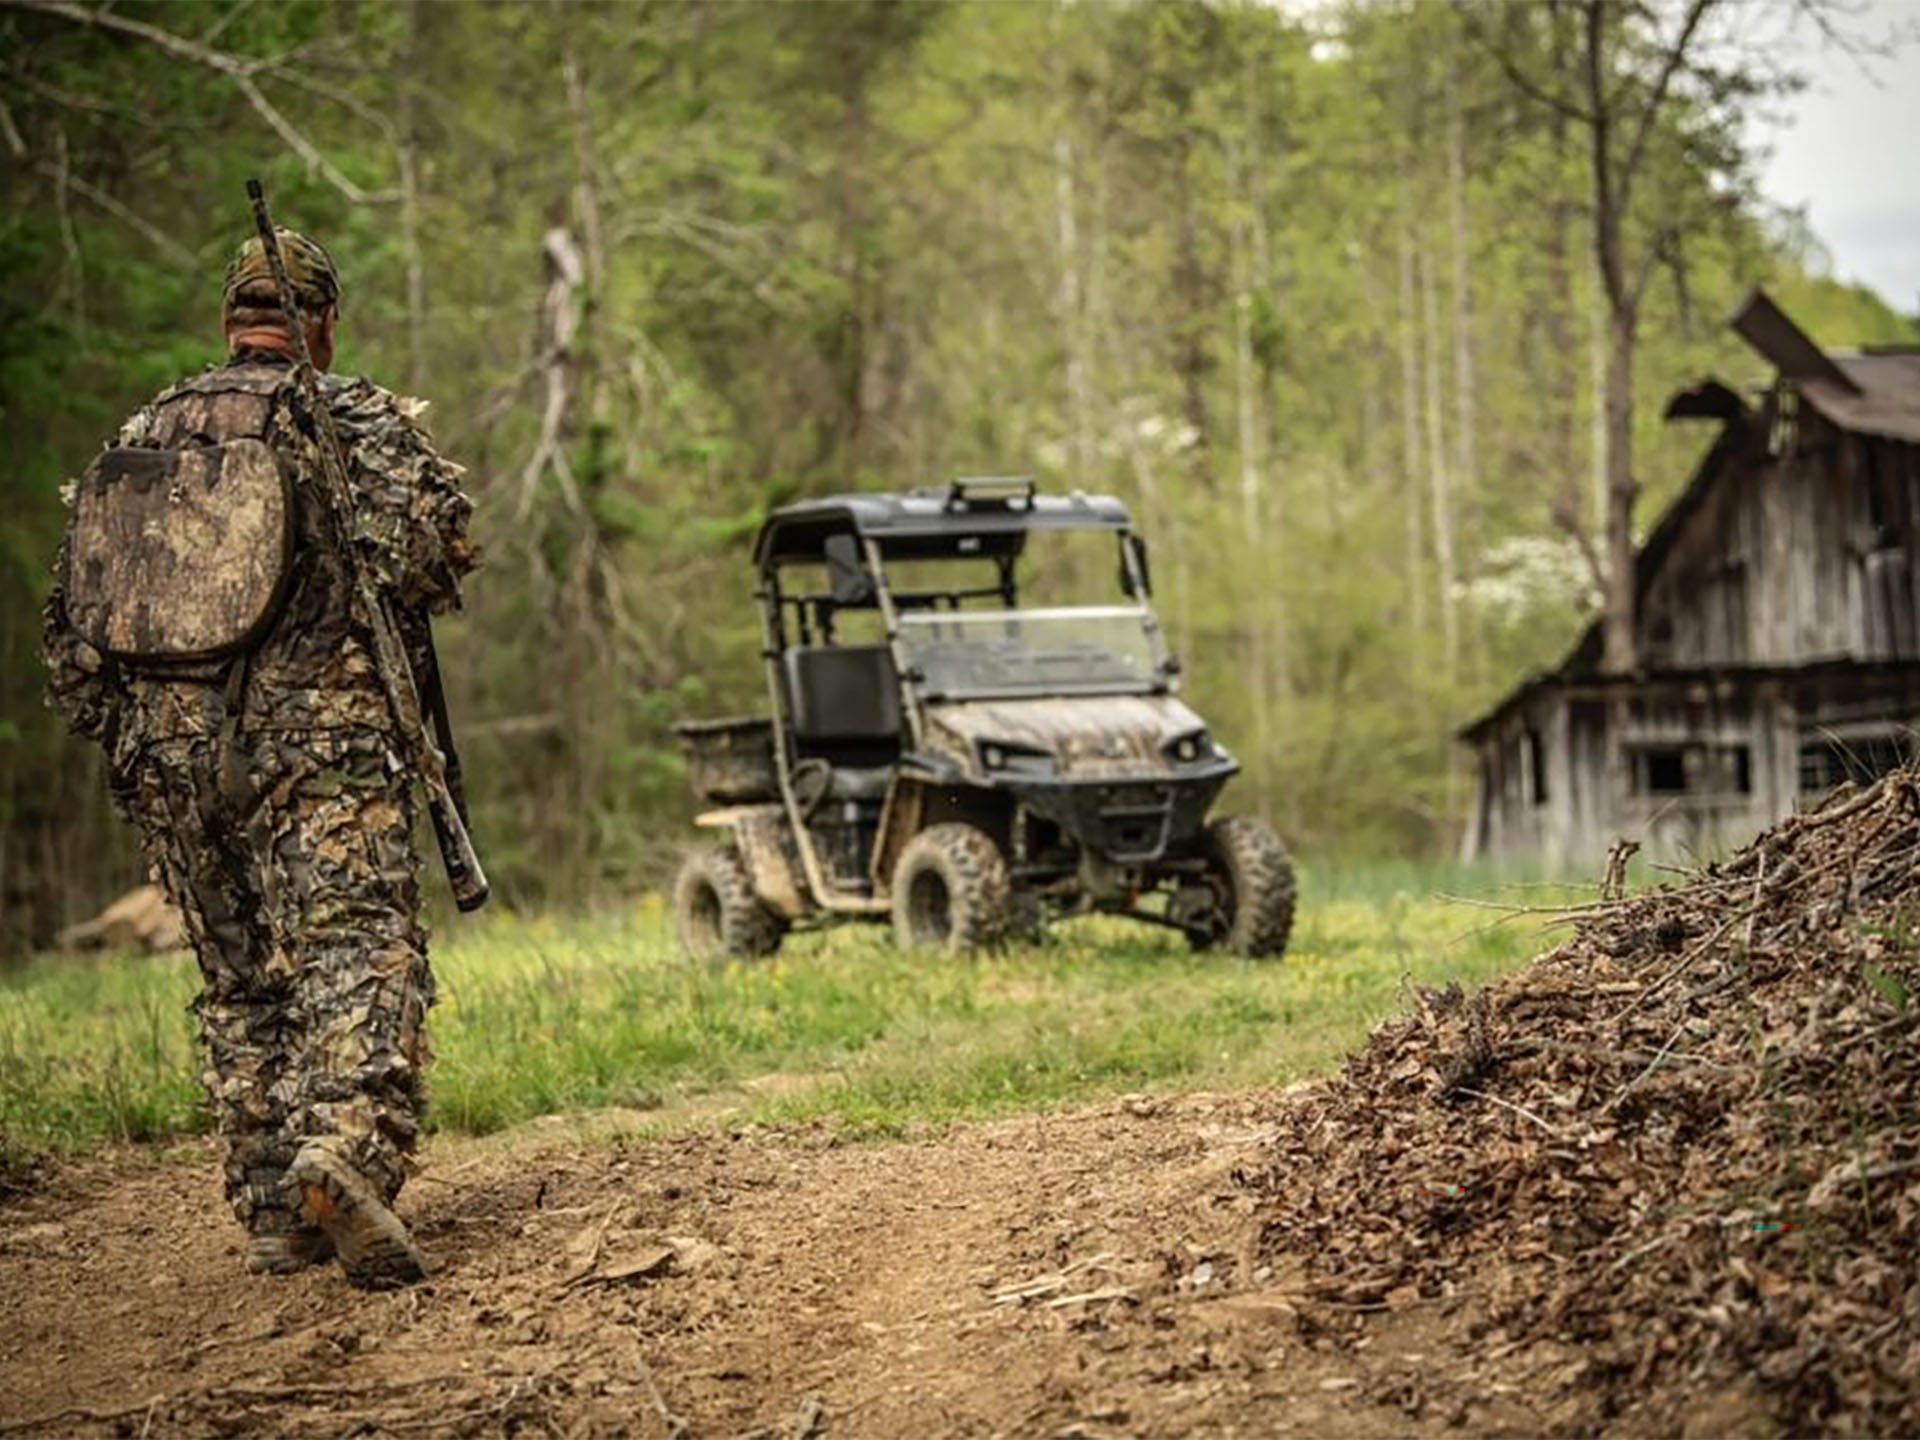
[1628,744,1753,797]
[1525,728,1548,806]
[1799,731,1909,795]
[1731,746,1753,794]
[1635,747,1688,794]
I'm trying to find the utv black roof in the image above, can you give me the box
[754,478,1132,565]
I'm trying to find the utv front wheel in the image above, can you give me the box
[674,845,786,960]
[891,823,1011,954]
[1190,817,1296,958]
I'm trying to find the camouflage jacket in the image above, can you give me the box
[42,352,476,767]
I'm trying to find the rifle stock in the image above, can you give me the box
[245,179,489,912]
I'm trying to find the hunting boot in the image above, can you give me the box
[245,1210,336,1275]
[286,1141,425,1290]
[239,1155,337,1274]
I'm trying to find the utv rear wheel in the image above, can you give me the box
[891,823,1011,954]
[674,845,786,960]
[1191,817,1295,958]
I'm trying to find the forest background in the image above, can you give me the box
[2,0,1916,955]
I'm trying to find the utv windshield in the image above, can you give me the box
[897,605,1163,699]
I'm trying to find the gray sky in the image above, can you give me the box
[1756,0,1920,312]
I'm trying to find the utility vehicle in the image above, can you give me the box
[671,478,1295,957]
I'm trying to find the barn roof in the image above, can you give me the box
[1804,351,1920,446]
[1732,287,1920,445]
[1460,290,1920,741]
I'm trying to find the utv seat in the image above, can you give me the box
[784,646,902,802]
[785,645,902,741]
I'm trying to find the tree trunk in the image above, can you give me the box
[1053,134,1094,490]
[563,46,610,498]
[1418,241,1459,677]
[1171,137,1212,491]
[1446,51,1478,618]
[1397,207,1428,645]
[398,0,427,391]
[1227,134,1271,805]
[1589,290,1608,567]
[1583,0,1639,673]
[1242,48,1288,702]
[1601,304,1639,672]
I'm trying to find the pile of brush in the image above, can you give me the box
[1244,770,1920,1436]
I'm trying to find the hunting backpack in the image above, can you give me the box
[63,368,302,667]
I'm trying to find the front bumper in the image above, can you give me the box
[1010,762,1234,863]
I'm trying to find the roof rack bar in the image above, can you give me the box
[943,474,1036,511]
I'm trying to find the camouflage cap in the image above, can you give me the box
[223,227,341,313]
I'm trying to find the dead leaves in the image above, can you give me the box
[560,1204,724,1291]
[1242,766,1920,1435]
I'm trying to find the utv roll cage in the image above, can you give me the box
[745,478,1160,914]
[756,478,1159,721]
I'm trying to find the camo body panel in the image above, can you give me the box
[41,353,474,1240]
[919,693,1214,780]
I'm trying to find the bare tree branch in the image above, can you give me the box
[273,64,401,148]
[0,93,24,157]
[1550,486,1610,598]
[10,70,180,128]
[621,212,800,314]
[198,0,257,46]
[1584,0,1624,308]
[1617,0,1717,215]
[1628,218,1673,311]
[8,0,397,205]
[1454,1,1596,124]
[32,162,196,267]
[48,124,85,322]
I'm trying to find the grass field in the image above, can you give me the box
[0,864,1579,1167]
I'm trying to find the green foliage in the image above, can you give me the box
[0,0,1913,937]
[0,867,1559,1157]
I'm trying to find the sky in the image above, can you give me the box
[1755,0,1920,313]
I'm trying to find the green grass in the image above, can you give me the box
[0,865,1580,1165]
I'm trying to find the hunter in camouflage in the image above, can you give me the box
[42,226,475,1287]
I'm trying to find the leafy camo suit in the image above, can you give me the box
[42,353,475,1250]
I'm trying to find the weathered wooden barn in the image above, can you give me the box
[1463,290,1920,870]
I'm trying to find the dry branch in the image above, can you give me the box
[1246,760,1920,1433]
[12,0,397,205]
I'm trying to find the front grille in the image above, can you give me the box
[1099,783,1172,808]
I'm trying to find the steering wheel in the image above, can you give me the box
[790,758,833,820]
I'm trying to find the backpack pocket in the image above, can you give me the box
[64,439,295,665]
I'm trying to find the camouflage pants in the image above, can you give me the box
[123,727,433,1237]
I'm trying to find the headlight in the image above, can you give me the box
[977,740,1055,774]
[1168,731,1210,763]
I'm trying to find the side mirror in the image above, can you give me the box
[824,533,875,606]
[1120,534,1152,599]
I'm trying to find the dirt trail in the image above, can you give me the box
[14,779,1920,1438]
[0,1093,1491,1439]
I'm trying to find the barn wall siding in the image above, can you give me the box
[1469,667,1920,873]
[1639,419,1919,673]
